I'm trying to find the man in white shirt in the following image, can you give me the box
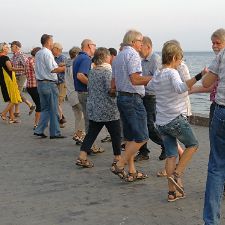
[34,34,66,139]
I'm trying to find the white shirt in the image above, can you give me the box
[147,68,188,125]
[35,47,58,81]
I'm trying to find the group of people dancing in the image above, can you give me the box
[1,28,225,225]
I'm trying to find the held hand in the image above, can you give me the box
[108,88,116,98]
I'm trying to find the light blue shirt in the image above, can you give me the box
[208,48,225,106]
[141,52,161,95]
[35,47,58,81]
[112,46,145,96]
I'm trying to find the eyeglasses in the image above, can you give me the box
[89,43,96,47]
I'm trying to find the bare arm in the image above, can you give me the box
[77,72,88,85]
[189,84,214,94]
[130,73,152,85]
[5,61,24,72]
[51,66,65,74]
[202,72,218,88]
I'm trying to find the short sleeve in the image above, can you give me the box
[78,58,91,75]
[127,52,142,76]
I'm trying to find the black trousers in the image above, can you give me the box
[27,87,41,112]
[81,119,121,156]
[139,95,164,155]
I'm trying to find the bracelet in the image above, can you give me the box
[195,72,202,81]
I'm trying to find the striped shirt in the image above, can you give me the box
[147,68,188,125]
[208,48,225,106]
[112,46,145,96]
[142,52,161,95]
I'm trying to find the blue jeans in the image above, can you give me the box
[157,115,198,157]
[203,106,225,225]
[117,95,148,143]
[35,81,61,137]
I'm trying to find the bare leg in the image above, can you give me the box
[34,112,40,126]
[166,156,177,191]
[117,141,146,173]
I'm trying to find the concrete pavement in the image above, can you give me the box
[0,94,224,225]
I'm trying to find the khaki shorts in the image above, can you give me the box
[57,83,67,102]
[16,75,27,92]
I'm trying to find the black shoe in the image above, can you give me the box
[50,135,67,139]
[34,132,47,138]
[134,153,149,162]
[159,147,167,160]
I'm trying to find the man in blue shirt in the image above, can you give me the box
[73,39,96,134]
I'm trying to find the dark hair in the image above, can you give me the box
[10,41,22,48]
[40,34,52,46]
[108,48,117,56]
[31,47,41,56]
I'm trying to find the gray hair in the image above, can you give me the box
[69,46,81,59]
[0,42,8,53]
[81,39,92,50]
[122,29,143,46]
[211,28,225,42]
[92,47,110,66]
[142,36,152,47]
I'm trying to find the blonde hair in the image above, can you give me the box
[162,42,183,65]
[123,29,142,46]
[211,28,225,42]
[0,42,8,53]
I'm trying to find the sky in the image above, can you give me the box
[2,0,225,52]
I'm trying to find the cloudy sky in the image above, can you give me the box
[2,0,225,52]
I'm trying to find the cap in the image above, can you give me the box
[10,41,22,48]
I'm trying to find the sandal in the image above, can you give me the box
[91,145,105,154]
[124,171,148,182]
[168,191,185,202]
[29,105,36,115]
[9,119,21,124]
[76,157,94,168]
[157,170,167,177]
[1,114,7,121]
[111,163,127,179]
[14,112,20,117]
[168,173,184,195]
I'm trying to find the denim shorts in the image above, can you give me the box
[117,95,149,142]
[157,115,198,157]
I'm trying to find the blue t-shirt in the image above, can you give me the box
[73,52,91,92]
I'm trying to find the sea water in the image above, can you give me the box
[184,52,214,115]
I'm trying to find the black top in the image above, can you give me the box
[0,56,12,102]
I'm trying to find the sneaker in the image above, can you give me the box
[134,153,149,162]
